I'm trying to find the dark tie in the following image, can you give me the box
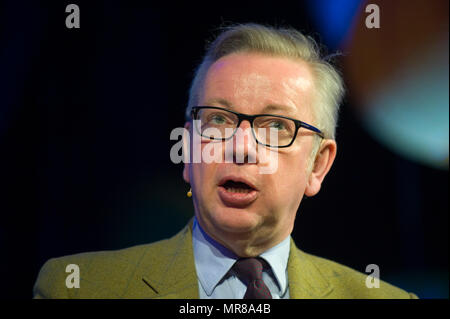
[232,257,273,299]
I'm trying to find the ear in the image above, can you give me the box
[183,121,191,184]
[304,139,337,197]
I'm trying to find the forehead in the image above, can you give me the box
[201,52,315,118]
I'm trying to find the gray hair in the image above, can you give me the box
[185,23,345,141]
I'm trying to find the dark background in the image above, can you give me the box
[0,0,448,299]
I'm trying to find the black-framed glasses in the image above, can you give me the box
[191,106,324,148]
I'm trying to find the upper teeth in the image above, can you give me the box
[226,187,251,193]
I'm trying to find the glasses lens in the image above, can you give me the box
[194,108,238,140]
[253,116,296,147]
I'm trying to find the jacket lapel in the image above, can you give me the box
[140,218,199,299]
[287,238,334,298]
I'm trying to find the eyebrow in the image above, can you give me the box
[203,98,298,116]
[261,104,297,116]
[203,98,233,108]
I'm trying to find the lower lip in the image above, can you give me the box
[217,186,258,208]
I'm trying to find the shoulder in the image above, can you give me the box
[299,250,418,299]
[33,230,184,298]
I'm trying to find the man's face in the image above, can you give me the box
[184,52,331,256]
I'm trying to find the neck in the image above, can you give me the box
[195,216,290,258]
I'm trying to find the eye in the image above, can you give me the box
[256,117,295,136]
[268,120,287,130]
[209,114,227,124]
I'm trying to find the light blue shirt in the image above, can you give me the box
[192,217,290,299]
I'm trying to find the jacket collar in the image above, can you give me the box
[287,238,334,298]
[141,218,199,299]
[139,219,333,299]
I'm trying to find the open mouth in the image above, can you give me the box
[217,176,258,207]
[221,180,255,194]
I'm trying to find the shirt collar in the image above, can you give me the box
[192,217,290,296]
[259,234,290,294]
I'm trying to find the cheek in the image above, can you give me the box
[271,151,310,195]
[278,164,307,192]
[191,163,216,188]
[189,141,221,185]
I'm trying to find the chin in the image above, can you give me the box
[209,206,263,234]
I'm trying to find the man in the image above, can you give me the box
[33,23,418,299]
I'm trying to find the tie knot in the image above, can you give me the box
[232,257,265,283]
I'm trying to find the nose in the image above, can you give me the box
[225,120,258,164]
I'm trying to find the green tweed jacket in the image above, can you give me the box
[33,219,418,299]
